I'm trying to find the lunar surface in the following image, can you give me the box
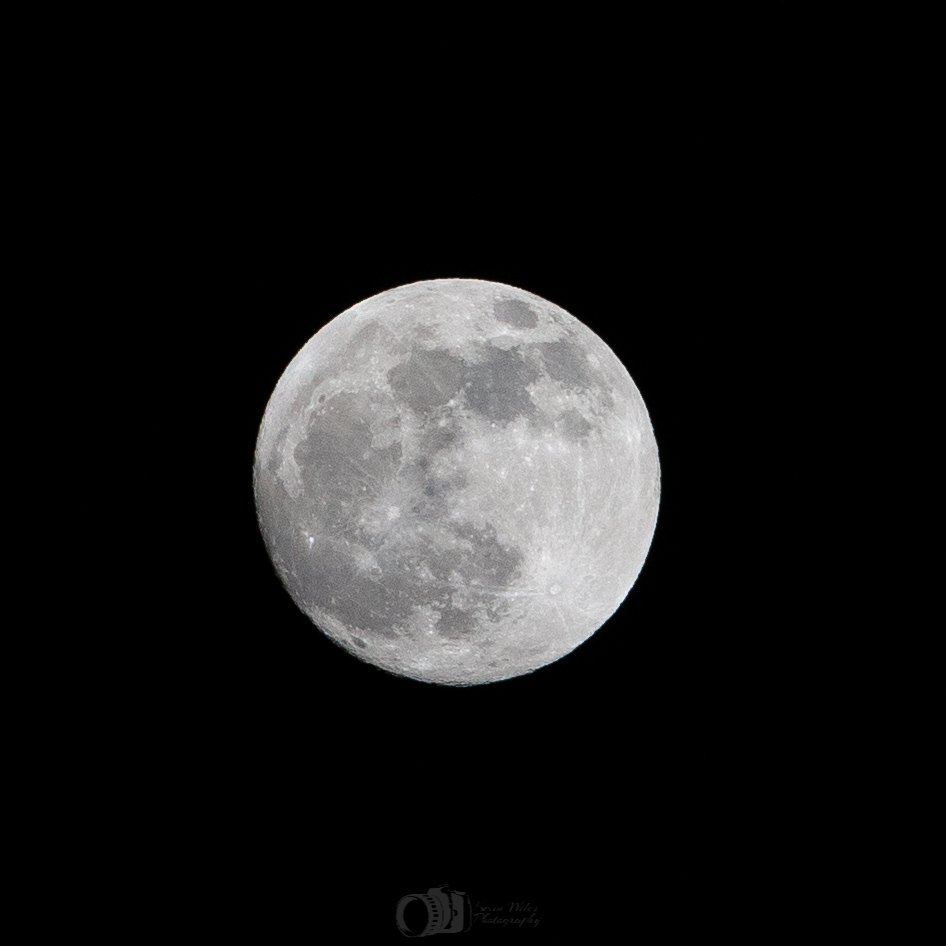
[254,279,659,685]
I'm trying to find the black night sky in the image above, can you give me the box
[147,15,816,941]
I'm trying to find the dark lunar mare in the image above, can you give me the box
[282,380,525,642]
[388,341,541,426]
[493,296,539,329]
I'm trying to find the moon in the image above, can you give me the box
[254,279,659,685]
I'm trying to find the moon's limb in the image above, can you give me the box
[254,279,660,685]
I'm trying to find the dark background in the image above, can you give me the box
[138,14,815,941]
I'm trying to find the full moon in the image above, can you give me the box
[254,279,659,685]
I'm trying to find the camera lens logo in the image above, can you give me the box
[395,885,473,937]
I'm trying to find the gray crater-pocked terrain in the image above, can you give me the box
[254,279,660,685]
